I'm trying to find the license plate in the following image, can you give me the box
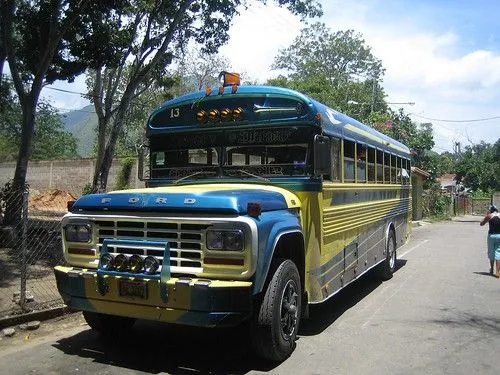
[119,279,148,299]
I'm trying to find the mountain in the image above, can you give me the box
[61,105,97,157]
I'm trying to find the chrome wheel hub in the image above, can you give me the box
[280,279,299,340]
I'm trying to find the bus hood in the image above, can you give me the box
[71,184,301,215]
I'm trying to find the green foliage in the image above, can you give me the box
[0,99,79,161]
[455,140,500,192]
[268,23,385,122]
[81,183,94,196]
[423,183,452,219]
[468,189,493,198]
[115,157,135,190]
[273,24,384,83]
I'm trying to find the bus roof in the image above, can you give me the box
[148,85,411,158]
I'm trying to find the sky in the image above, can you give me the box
[42,0,500,153]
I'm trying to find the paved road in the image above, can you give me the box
[0,216,499,375]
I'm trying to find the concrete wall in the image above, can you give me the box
[0,158,144,197]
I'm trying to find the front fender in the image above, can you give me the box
[253,209,302,294]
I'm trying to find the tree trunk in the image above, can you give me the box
[95,91,134,192]
[3,95,36,226]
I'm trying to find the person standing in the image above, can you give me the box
[480,205,500,278]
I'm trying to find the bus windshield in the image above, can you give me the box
[150,143,310,180]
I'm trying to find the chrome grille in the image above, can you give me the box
[95,220,209,270]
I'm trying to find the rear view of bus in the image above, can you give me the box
[54,72,411,362]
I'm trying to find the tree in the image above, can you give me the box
[0,99,78,161]
[87,0,322,192]
[1,0,132,225]
[173,49,233,93]
[268,23,385,123]
[455,140,500,194]
[273,24,383,85]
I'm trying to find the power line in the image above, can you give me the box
[44,86,91,97]
[411,113,500,123]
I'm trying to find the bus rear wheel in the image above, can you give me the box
[252,258,302,362]
[376,230,396,280]
[82,311,136,335]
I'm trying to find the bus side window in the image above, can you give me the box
[395,156,401,183]
[343,140,355,182]
[390,155,397,183]
[368,147,376,182]
[402,159,410,184]
[357,143,366,183]
[376,149,384,183]
[331,138,341,181]
[383,152,390,183]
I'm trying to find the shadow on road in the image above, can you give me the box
[54,322,276,375]
[473,271,499,278]
[52,260,407,374]
[301,259,406,336]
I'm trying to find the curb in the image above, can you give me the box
[0,305,75,330]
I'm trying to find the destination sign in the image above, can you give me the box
[149,126,316,149]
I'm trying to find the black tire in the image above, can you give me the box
[82,311,136,335]
[375,229,396,280]
[252,259,302,362]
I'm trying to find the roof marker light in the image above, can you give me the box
[196,110,208,124]
[233,107,244,121]
[220,108,232,121]
[219,71,241,87]
[209,109,220,122]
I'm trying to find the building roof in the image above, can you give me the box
[438,173,456,187]
[411,166,430,177]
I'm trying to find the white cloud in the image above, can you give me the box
[219,2,302,82]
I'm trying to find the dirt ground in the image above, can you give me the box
[0,311,85,354]
[29,189,76,214]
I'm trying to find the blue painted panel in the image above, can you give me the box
[72,188,288,214]
[251,209,302,294]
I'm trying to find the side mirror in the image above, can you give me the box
[138,144,150,181]
[314,135,331,177]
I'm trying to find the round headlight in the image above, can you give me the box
[114,254,129,272]
[129,254,144,273]
[100,253,115,270]
[143,256,160,274]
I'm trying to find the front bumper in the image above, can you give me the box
[54,266,253,327]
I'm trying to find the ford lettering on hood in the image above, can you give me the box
[71,184,301,215]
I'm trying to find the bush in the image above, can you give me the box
[423,184,452,219]
[115,158,135,191]
[81,183,94,196]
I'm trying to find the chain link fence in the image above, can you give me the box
[0,184,69,319]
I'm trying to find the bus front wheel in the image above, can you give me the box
[252,258,302,362]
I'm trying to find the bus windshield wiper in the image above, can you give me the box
[233,169,270,182]
[173,170,216,184]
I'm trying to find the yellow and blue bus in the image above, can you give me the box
[54,73,411,362]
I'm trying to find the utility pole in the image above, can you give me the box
[371,78,377,114]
